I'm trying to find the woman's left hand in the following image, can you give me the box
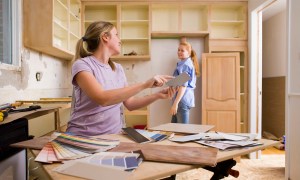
[157,87,178,99]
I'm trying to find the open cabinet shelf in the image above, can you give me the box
[210,4,247,39]
[23,0,81,60]
[124,106,149,129]
[82,3,150,61]
[151,3,208,36]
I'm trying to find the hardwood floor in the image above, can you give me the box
[262,146,285,155]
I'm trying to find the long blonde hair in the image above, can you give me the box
[180,42,200,77]
[73,21,116,70]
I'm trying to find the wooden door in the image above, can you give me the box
[202,53,240,133]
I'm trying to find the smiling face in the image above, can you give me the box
[177,44,190,60]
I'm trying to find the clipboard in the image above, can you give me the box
[166,72,191,87]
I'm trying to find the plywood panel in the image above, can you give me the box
[262,76,285,138]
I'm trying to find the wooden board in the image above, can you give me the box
[10,136,51,150]
[0,107,59,125]
[149,123,214,134]
[110,142,218,166]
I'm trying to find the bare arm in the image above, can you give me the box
[75,71,173,106]
[124,87,177,111]
[170,86,187,115]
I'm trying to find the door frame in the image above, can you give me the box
[248,0,277,159]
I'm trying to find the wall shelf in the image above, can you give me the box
[82,3,150,61]
[23,0,81,60]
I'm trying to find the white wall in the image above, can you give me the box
[262,10,287,78]
[118,38,204,127]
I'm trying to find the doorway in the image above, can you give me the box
[261,0,286,152]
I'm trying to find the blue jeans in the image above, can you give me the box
[171,102,191,124]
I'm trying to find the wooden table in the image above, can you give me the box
[27,134,280,180]
[1,107,62,132]
[8,98,73,132]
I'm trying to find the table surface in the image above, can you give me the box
[0,107,60,125]
[34,134,280,180]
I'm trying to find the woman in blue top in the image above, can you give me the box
[170,41,200,124]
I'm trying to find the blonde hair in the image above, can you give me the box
[179,42,200,77]
[73,21,116,70]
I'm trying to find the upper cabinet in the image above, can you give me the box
[83,5,117,28]
[23,1,247,60]
[210,4,247,39]
[82,3,150,61]
[151,4,208,38]
[150,2,246,40]
[23,0,81,60]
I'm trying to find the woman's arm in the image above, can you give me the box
[75,71,172,106]
[123,87,177,111]
[170,86,187,115]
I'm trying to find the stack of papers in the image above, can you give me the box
[196,140,263,150]
[35,133,120,163]
[169,132,262,150]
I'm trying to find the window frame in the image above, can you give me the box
[0,0,22,71]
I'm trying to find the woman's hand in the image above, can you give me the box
[145,75,174,88]
[157,87,178,99]
[170,103,178,115]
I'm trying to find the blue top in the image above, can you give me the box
[172,57,196,107]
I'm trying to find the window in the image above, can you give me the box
[0,0,21,70]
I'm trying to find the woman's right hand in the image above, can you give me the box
[145,75,174,88]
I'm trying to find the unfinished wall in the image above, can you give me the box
[262,77,285,138]
[0,48,72,137]
[0,49,72,103]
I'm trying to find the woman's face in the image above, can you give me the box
[107,27,121,55]
[177,45,189,60]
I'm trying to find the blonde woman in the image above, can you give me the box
[67,21,176,136]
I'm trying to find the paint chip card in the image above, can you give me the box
[166,72,191,87]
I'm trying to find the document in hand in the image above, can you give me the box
[166,72,191,87]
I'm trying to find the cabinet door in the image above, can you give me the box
[202,53,240,133]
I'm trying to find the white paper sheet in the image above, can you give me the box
[54,161,131,180]
[166,72,191,87]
